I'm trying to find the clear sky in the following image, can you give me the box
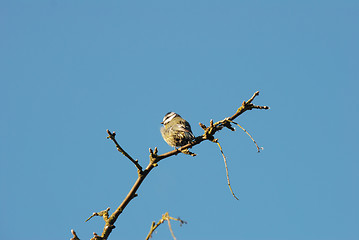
[1,1,358,240]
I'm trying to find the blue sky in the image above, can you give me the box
[1,1,358,240]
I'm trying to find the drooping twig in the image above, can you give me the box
[106,130,143,173]
[167,218,176,240]
[229,120,263,152]
[78,91,268,240]
[215,140,239,200]
[145,212,187,240]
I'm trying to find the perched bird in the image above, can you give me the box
[160,112,195,148]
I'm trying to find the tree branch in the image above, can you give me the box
[145,212,187,240]
[106,130,143,173]
[85,207,111,223]
[82,91,268,239]
[215,140,239,200]
[70,229,80,240]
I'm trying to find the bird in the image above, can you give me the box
[160,112,195,148]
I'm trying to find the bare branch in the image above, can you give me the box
[247,90,260,104]
[85,207,111,222]
[146,219,164,240]
[70,229,80,240]
[155,91,269,162]
[229,120,263,152]
[228,91,269,121]
[106,129,143,173]
[80,91,269,240]
[167,218,176,240]
[145,212,187,240]
[215,140,239,200]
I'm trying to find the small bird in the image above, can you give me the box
[160,112,195,148]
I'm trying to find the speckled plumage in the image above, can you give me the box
[161,112,195,147]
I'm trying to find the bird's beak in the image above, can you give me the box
[161,121,164,124]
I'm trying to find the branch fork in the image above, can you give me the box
[145,212,187,240]
[85,207,111,223]
[75,91,269,240]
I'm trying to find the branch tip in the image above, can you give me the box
[86,207,111,223]
[107,129,143,171]
[70,229,80,240]
[199,122,207,130]
[215,141,239,200]
[248,91,260,104]
[230,120,263,153]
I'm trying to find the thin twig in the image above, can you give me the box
[229,120,263,152]
[70,229,80,240]
[106,129,143,172]
[167,218,176,240]
[247,90,260,104]
[85,207,110,222]
[216,141,239,200]
[145,212,186,240]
